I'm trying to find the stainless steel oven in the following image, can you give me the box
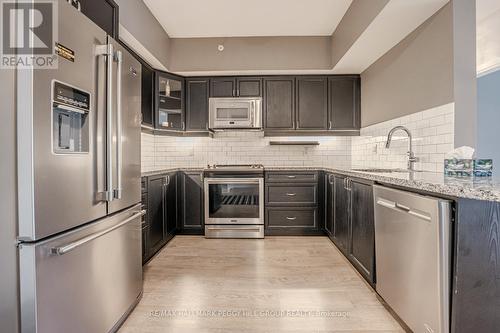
[204,165,264,238]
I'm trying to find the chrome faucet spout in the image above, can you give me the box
[385,126,418,171]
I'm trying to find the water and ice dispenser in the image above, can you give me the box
[52,81,90,153]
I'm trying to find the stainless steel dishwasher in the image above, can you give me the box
[373,185,452,333]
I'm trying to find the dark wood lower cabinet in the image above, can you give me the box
[147,175,166,256]
[324,173,375,286]
[178,171,204,234]
[142,172,177,264]
[348,179,375,285]
[325,173,335,238]
[333,174,350,253]
[264,171,323,235]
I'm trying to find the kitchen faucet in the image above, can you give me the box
[385,126,419,171]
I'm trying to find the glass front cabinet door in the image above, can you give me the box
[155,72,184,130]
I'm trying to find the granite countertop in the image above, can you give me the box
[143,166,500,203]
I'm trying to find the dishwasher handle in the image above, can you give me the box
[376,198,431,222]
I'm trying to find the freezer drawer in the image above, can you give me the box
[19,204,143,333]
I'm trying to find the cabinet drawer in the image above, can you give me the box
[266,208,317,228]
[265,172,318,183]
[266,185,317,205]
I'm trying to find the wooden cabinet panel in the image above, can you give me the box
[186,78,209,131]
[141,65,154,127]
[80,0,118,38]
[147,175,166,255]
[328,76,360,130]
[325,173,335,237]
[210,77,236,97]
[265,171,318,183]
[237,77,262,97]
[333,175,349,253]
[266,208,317,228]
[296,77,328,130]
[165,172,177,237]
[349,179,375,284]
[179,172,204,234]
[266,185,317,206]
[263,77,295,130]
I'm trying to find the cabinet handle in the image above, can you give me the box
[328,174,334,184]
[286,193,296,196]
[287,175,296,179]
[286,216,297,220]
[165,175,170,185]
[329,121,332,130]
[182,121,185,130]
[232,89,236,97]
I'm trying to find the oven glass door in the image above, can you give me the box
[206,178,263,223]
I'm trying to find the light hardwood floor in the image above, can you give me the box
[119,236,404,333]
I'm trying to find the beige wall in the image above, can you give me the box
[451,0,477,148]
[360,4,454,127]
[168,36,331,72]
[115,0,171,68]
[331,0,389,68]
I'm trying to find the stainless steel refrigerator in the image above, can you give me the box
[16,1,143,332]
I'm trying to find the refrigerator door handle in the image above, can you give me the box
[114,50,123,200]
[96,43,114,202]
[50,210,145,256]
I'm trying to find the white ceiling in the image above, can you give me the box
[142,0,352,38]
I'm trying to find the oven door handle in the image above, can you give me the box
[206,227,262,232]
[204,177,263,184]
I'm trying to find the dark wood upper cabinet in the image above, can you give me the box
[141,64,154,127]
[328,76,360,130]
[237,77,262,97]
[79,0,119,38]
[296,77,328,130]
[210,77,236,97]
[348,179,375,285]
[155,72,185,130]
[333,175,349,253]
[210,77,262,97]
[186,78,209,131]
[263,77,295,130]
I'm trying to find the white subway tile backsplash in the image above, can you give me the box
[141,131,352,171]
[351,103,455,172]
[142,103,455,173]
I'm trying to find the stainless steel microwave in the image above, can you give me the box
[209,97,262,130]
